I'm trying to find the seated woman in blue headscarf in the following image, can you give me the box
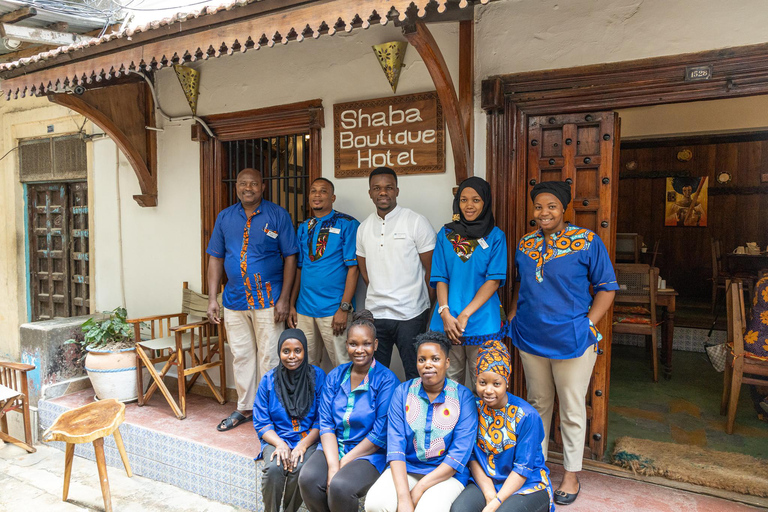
[253,328,326,512]
[365,330,478,512]
[451,341,554,512]
[298,310,400,512]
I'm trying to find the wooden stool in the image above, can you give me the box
[43,399,132,512]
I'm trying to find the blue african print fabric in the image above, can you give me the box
[742,276,768,361]
[386,378,478,484]
[473,393,554,512]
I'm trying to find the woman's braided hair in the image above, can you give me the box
[348,309,376,339]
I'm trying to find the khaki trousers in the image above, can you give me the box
[224,307,283,411]
[519,347,597,472]
[364,468,465,512]
[296,313,351,367]
[446,345,481,388]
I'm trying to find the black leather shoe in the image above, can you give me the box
[553,483,580,505]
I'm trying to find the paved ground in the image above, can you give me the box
[0,442,241,512]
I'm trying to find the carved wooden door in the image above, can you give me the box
[524,112,620,460]
[28,181,90,321]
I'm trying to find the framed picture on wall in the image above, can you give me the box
[664,176,708,227]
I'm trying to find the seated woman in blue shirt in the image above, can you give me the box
[253,329,326,512]
[451,341,554,512]
[430,177,507,386]
[298,310,400,512]
[365,331,478,512]
[507,181,617,506]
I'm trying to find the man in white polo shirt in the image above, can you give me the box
[356,167,437,379]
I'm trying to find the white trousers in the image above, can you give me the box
[224,307,283,411]
[364,468,465,512]
[446,345,481,388]
[296,313,351,367]
[519,347,597,472]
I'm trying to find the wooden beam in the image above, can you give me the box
[403,21,471,183]
[0,7,37,25]
[49,82,158,207]
[459,18,473,168]
[0,23,87,46]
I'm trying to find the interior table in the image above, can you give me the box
[656,288,678,380]
[724,253,768,274]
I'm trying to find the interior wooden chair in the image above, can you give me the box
[710,238,729,313]
[128,282,226,420]
[612,264,661,382]
[615,233,643,263]
[0,360,36,452]
[721,279,768,434]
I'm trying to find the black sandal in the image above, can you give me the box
[217,411,251,432]
[553,483,580,506]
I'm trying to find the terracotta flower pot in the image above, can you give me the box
[84,346,138,402]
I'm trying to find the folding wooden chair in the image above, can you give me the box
[613,264,662,382]
[128,282,226,419]
[0,361,36,452]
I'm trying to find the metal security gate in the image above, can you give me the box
[223,135,310,227]
[27,182,90,321]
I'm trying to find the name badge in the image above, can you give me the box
[329,227,341,234]
[394,232,406,239]
[266,230,278,239]
[478,238,489,249]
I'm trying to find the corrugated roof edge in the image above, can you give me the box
[0,0,259,71]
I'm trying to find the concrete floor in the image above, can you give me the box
[0,442,240,512]
[1,441,764,512]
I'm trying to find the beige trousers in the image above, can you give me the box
[224,307,283,411]
[519,347,597,472]
[296,313,350,367]
[364,468,465,512]
[446,345,481,388]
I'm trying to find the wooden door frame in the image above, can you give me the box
[194,99,324,292]
[481,41,768,459]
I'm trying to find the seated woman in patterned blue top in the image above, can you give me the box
[253,329,326,512]
[298,310,400,512]
[365,331,478,512]
[451,341,554,512]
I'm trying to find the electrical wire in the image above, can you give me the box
[0,146,18,163]
[119,0,222,12]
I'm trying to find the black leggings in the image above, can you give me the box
[298,449,381,512]
[450,483,551,512]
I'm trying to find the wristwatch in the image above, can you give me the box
[438,305,450,315]
[340,302,353,312]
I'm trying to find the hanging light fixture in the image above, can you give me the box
[173,65,200,115]
[372,41,408,93]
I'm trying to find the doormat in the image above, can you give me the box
[612,436,768,497]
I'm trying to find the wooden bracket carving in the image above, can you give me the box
[49,81,158,207]
[403,21,471,184]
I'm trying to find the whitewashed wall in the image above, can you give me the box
[6,0,768,364]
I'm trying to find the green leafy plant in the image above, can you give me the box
[66,307,134,350]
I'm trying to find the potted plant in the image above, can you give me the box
[67,307,138,402]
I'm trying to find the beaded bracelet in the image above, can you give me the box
[496,496,503,505]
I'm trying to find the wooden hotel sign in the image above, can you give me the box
[333,91,445,178]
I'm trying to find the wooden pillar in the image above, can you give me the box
[403,21,472,184]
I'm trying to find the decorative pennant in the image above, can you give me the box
[372,41,408,93]
[173,64,200,115]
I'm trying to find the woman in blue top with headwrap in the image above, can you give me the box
[430,176,508,386]
[298,310,400,512]
[253,329,326,512]
[508,181,617,506]
[451,341,553,512]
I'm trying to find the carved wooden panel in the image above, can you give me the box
[524,111,620,460]
[69,182,90,316]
